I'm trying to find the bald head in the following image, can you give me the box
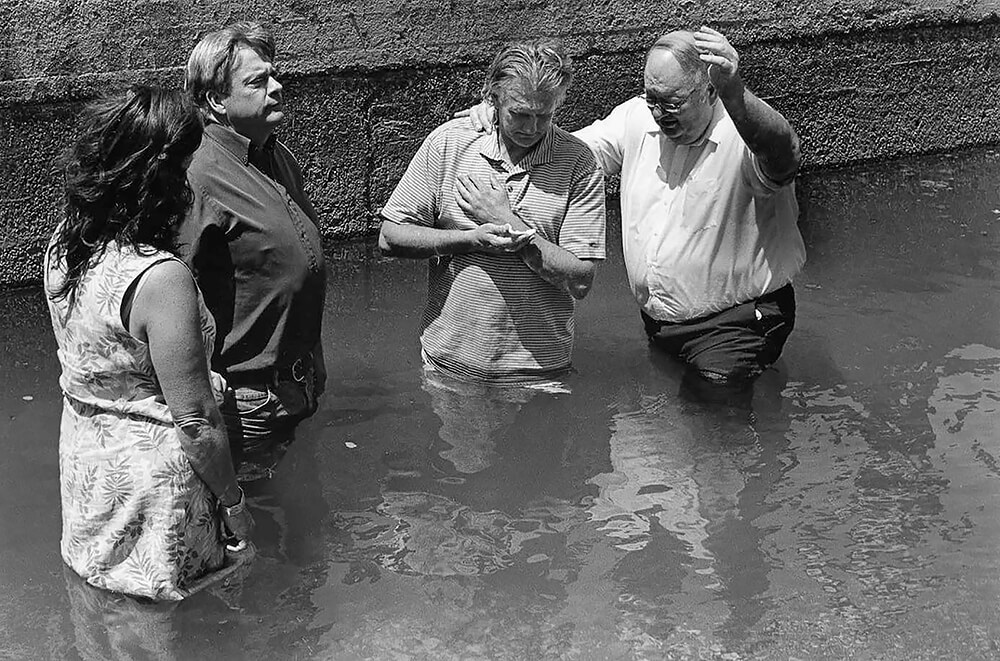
[646,31,710,89]
[642,30,717,144]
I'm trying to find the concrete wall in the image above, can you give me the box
[2,0,1000,288]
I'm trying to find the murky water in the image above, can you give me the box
[2,148,999,660]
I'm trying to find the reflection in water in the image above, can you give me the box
[582,360,795,654]
[335,491,516,576]
[588,391,720,557]
[65,567,181,661]
[333,369,598,583]
[422,367,538,475]
[63,547,255,661]
[927,343,1000,585]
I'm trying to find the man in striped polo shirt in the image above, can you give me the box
[379,39,606,385]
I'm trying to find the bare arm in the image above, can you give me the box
[695,26,801,183]
[378,216,533,260]
[518,239,598,300]
[129,260,252,540]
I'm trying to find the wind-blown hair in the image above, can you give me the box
[48,85,203,302]
[647,31,710,88]
[185,22,275,111]
[482,38,574,105]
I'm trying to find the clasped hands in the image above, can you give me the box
[455,172,535,254]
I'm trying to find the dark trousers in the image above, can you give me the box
[642,284,796,384]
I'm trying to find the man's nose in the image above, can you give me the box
[270,77,283,95]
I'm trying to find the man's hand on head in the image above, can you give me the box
[454,101,496,134]
[693,26,742,97]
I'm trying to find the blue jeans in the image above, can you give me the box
[222,360,319,481]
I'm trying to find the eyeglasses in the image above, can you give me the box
[640,91,697,116]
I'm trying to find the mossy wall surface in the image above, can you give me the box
[2,0,1000,287]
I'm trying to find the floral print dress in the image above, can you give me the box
[44,240,226,601]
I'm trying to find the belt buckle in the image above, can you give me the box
[290,357,307,383]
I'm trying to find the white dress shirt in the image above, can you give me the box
[574,97,806,322]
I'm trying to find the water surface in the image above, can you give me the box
[1,148,999,660]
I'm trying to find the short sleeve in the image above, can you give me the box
[380,134,443,228]
[556,148,607,260]
[741,144,792,196]
[572,100,635,177]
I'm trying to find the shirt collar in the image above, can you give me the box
[204,122,276,165]
[478,126,556,171]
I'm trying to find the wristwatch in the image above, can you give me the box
[222,486,246,517]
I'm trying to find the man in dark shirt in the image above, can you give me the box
[181,22,327,480]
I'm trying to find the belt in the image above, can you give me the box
[226,354,313,388]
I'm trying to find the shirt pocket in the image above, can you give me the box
[680,178,719,230]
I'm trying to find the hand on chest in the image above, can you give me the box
[441,163,530,229]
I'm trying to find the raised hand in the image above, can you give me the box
[693,26,741,95]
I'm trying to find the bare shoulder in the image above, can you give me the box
[138,259,197,305]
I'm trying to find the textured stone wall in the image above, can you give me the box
[2,0,1000,288]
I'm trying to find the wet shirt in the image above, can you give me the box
[575,97,806,322]
[381,118,606,382]
[179,123,326,377]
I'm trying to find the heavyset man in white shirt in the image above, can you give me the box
[470,27,806,385]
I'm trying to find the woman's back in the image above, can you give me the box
[45,240,226,600]
[45,241,212,421]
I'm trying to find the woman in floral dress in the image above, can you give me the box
[44,86,254,601]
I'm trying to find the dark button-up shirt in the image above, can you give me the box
[179,122,326,377]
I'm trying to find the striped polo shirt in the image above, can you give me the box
[381,118,606,382]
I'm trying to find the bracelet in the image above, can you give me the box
[221,486,246,517]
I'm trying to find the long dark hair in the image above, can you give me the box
[48,85,203,301]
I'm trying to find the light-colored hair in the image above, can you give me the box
[646,31,710,88]
[481,38,574,105]
[185,22,276,109]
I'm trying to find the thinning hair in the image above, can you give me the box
[482,38,574,104]
[185,22,276,109]
[646,30,710,88]
[49,85,203,302]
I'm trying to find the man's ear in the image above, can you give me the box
[206,90,228,117]
[706,83,718,105]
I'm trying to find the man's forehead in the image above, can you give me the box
[232,47,274,75]
[643,50,690,87]
[501,89,560,113]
